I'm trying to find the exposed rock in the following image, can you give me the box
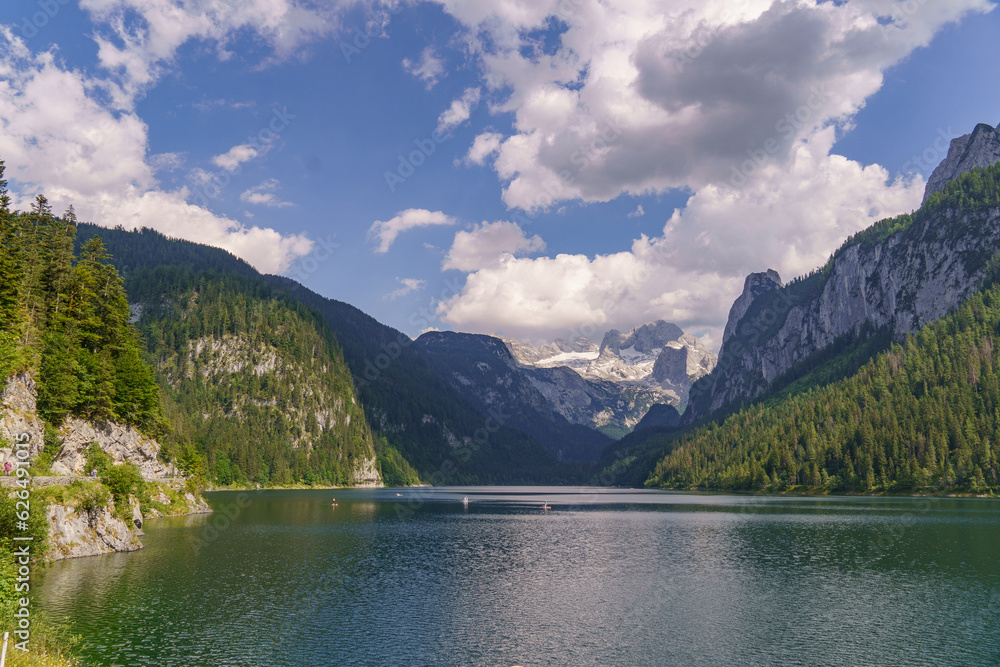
[46,499,143,560]
[183,490,213,513]
[924,122,1000,202]
[53,417,179,480]
[691,195,1000,420]
[0,373,45,469]
[721,270,783,347]
[521,364,672,432]
[351,455,383,488]
[129,494,143,530]
[501,322,717,434]
[598,321,684,355]
[501,336,599,369]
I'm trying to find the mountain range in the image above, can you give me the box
[5,120,1000,494]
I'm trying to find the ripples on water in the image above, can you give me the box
[38,488,1000,666]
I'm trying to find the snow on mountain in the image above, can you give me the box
[500,321,717,434]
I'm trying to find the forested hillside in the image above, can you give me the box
[132,267,415,487]
[640,166,1000,494]
[0,166,162,434]
[76,224,571,483]
[648,276,1000,493]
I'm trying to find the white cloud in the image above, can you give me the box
[188,168,215,186]
[423,0,989,342]
[403,47,446,89]
[387,278,427,300]
[149,152,185,171]
[627,204,644,219]
[438,127,925,342]
[212,144,261,171]
[78,0,345,101]
[241,178,293,207]
[464,131,504,165]
[443,220,546,271]
[436,87,481,135]
[430,0,991,210]
[0,28,313,274]
[368,209,456,253]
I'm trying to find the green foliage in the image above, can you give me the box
[1,479,79,665]
[648,281,1000,494]
[101,462,144,506]
[75,222,575,484]
[128,268,385,487]
[0,198,165,435]
[376,438,421,487]
[83,443,111,475]
[75,483,112,519]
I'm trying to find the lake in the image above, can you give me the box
[37,487,1000,666]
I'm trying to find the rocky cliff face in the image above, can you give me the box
[0,372,178,479]
[690,193,1000,420]
[0,373,45,468]
[924,122,1000,202]
[721,270,782,347]
[503,321,717,432]
[46,497,143,560]
[51,418,179,478]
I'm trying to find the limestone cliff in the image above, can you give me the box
[690,163,1000,420]
[503,322,717,432]
[45,496,143,560]
[0,373,45,467]
[924,122,1000,202]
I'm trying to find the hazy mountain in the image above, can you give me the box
[502,321,716,435]
[415,331,612,462]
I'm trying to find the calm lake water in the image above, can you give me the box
[37,487,1000,666]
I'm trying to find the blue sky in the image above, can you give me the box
[1,0,998,347]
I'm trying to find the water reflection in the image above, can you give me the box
[37,488,1000,667]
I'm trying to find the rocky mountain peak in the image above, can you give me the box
[924,122,1000,202]
[598,320,685,355]
[722,269,783,347]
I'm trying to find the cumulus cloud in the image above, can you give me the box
[241,178,293,207]
[212,144,262,171]
[627,204,644,219]
[425,0,989,342]
[464,131,504,165]
[0,26,314,274]
[436,87,481,135]
[387,278,427,300]
[79,0,344,100]
[443,221,546,271]
[403,47,446,89]
[430,0,991,209]
[368,209,456,253]
[438,127,925,342]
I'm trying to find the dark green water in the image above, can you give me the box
[37,487,1000,666]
